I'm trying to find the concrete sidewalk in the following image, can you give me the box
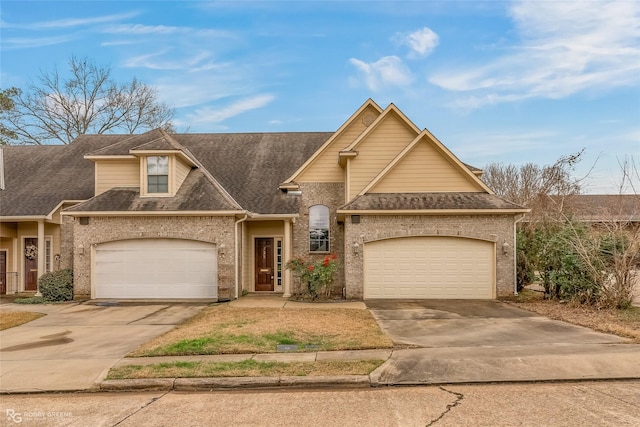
[100,343,640,392]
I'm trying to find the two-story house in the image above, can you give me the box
[0,99,528,300]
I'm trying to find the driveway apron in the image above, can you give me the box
[0,302,206,393]
[367,300,640,385]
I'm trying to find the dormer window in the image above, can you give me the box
[147,156,169,193]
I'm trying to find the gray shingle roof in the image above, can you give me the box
[0,136,121,216]
[65,168,240,212]
[339,193,528,211]
[551,194,640,222]
[174,132,332,214]
[1,129,502,217]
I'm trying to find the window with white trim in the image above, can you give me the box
[147,156,169,193]
[309,205,330,252]
[45,238,52,272]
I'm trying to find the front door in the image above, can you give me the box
[24,238,38,291]
[0,251,6,295]
[255,238,274,291]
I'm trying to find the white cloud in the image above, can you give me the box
[429,0,640,108]
[183,95,276,125]
[349,56,413,91]
[2,12,140,30]
[103,24,231,38]
[1,35,78,50]
[393,27,439,57]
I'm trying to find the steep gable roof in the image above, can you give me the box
[342,103,420,153]
[360,129,493,195]
[283,99,382,184]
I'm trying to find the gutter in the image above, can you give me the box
[234,214,249,299]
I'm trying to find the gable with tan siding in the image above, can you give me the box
[175,156,192,191]
[370,135,484,193]
[347,110,418,200]
[95,158,140,195]
[296,104,382,183]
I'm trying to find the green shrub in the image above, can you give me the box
[515,229,535,291]
[38,269,73,301]
[14,296,47,304]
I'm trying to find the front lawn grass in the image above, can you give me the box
[504,290,640,343]
[0,311,45,330]
[107,359,384,379]
[129,305,393,356]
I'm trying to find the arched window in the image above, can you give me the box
[309,205,330,252]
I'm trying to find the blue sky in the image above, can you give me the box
[1,0,639,193]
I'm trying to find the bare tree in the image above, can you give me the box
[0,87,20,145]
[482,150,585,224]
[1,56,174,145]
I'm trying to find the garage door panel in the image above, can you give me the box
[364,237,494,299]
[95,239,217,299]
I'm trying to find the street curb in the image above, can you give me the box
[99,375,371,392]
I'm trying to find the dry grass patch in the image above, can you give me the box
[130,305,393,357]
[107,359,384,380]
[0,311,45,330]
[505,291,640,343]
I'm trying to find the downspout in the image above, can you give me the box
[234,214,249,299]
[513,213,526,296]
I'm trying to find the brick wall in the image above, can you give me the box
[343,214,516,299]
[71,215,235,299]
[292,183,346,294]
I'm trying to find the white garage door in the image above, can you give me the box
[364,237,494,299]
[94,239,217,299]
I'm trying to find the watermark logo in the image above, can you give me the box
[5,408,73,423]
[6,409,22,423]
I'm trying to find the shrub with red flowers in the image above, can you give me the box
[286,254,338,299]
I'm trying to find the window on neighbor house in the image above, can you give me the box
[147,156,169,193]
[309,205,330,252]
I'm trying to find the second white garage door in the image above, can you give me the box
[94,239,218,299]
[364,236,494,299]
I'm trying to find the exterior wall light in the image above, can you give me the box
[502,241,510,255]
[353,242,360,257]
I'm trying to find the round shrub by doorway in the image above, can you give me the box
[38,269,74,301]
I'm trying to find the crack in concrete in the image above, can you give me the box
[127,306,170,325]
[426,386,464,426]
[112,390,170,426]
[583,384,640,409]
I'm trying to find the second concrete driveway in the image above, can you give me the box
[367,300,640,384]
[0,302,207,393]
[366,299,626,347]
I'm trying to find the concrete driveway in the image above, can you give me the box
[366,299,627,347]
[0,302,207,393]
[367,300,640,385]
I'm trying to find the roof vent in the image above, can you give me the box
[362,114,375,126]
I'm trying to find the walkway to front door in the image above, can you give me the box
[255,238,274,291]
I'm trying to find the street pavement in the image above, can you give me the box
[1,381,639,426]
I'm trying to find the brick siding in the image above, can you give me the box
[71,215,235,299]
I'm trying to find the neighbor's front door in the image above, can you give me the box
[24,238,38,291]
[255,238,274,291]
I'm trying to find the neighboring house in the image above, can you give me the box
[0,99,529,300]
[555,195,640,224]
